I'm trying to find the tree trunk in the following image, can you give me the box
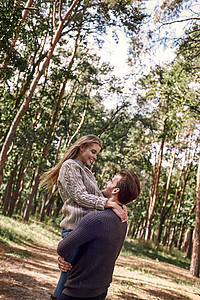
[126,207,135,238]
[23,166,41,221]
[145,99,169,240]
[177,222,184,250]
[190,158,200,277]
[40,194,48,222]
[161,226,167,246]
[165,154,186,244]
[157,144,176,243]
[145,134,165,240]
[15,53,47,108]
[179,203,196,252]
[168,164,192,248]
[15,167,27,214]
[2,170,15,215]
[187,229,193,259]
[2,172,14,216]
[66,97,88,147]
[139,195,150,239]
[8,165,25,217]
[181,228,190,252]
[168,226,176,249]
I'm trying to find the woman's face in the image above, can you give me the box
[77,143,101,166]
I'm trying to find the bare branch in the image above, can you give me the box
[160,17,200,27]
[11,0,34,47]
[21,0,34,22]
[63,0,81,23]
[59,0,63,21]
[53,0,59,32]
[14,0,22,8]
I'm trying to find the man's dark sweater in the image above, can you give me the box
[57,208,127,298]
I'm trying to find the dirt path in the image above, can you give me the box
[0,241,200,300]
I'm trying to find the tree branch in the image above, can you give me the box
[160,17,200,27]
[59,0,63,21]
[53,0,59,31]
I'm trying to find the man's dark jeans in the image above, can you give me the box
[58,290,107,300]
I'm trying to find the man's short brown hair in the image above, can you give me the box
[116,169,140,205]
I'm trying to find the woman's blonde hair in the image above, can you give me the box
[40,135,101,191]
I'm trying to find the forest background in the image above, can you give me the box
[0,0,200,279]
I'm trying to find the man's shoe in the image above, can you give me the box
[50,295,57,300]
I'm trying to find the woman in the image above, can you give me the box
[41,135,126,300]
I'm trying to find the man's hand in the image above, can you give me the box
[105,199,128,223]
[58,256,72,272]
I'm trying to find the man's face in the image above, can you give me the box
[102,174,122,198]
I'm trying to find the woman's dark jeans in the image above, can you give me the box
[53,229,79,298]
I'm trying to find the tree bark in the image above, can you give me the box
[190,158,200,277]
[23,165,41,221]
[40,193,48,222]
[15,166,28,214]
[139,195,150,239]
[180,203,196,252]
[145,99,169,240]
[165,151,186,244]
[2,170,16,215]
[187,229,193,259]
[177,222,184,250]
[8,165,25,217]
[157,144,176,243]
[145,134,165,240]
[168,170,190,248]
[168,150,195,248]
[181,228,190,252]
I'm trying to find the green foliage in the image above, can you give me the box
[0,0,25,79]
[0,214,60,246]
[8,248,32,259]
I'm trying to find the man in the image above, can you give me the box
[57,169,140,300]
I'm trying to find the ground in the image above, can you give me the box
[0,241,200,300]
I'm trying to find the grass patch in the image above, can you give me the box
[122,238,190,270]
[8,248,32,259]
[121,280,133,286]
[0,214,61,247]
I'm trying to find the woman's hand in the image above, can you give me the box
[105,199,128,222]
[58,256,72,272]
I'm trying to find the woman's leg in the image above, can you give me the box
[52,229,79,299]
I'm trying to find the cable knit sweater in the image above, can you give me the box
[57,209,127,298]
[57,159,107,230]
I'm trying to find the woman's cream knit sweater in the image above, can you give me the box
[57,159,107,230]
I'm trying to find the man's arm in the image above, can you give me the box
[58,257,72,272]
[105,199,127,222]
